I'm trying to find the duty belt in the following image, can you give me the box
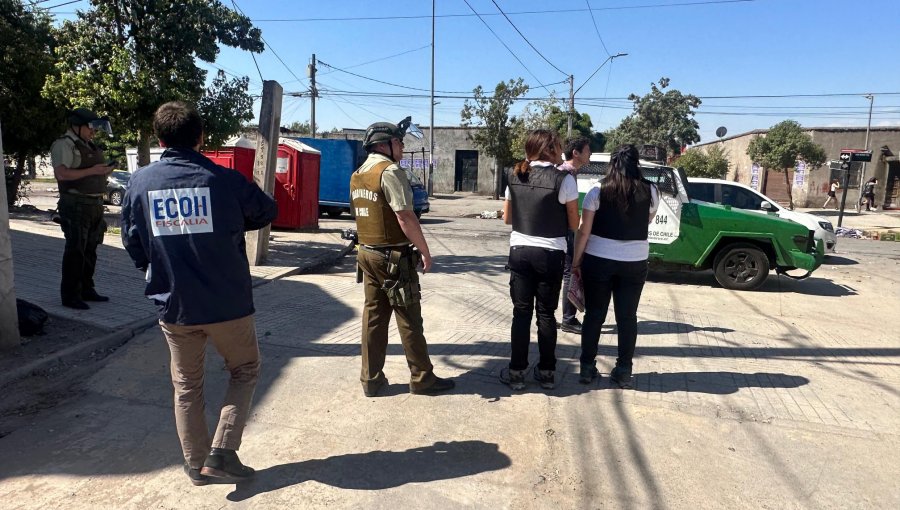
[60,192,104,205]
[359,244,411,258]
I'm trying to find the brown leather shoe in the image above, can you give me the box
[410,376,455,395]
[200,449,255,483]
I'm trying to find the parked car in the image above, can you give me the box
[404,167,430,218]
[684,178,837,253]
[106,170,130,206]
[580,154,824,291]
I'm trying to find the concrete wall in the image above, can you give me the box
[693,127,900,208]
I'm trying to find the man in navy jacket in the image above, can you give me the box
[121,101,277,486]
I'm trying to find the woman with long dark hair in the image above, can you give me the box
[500,129,580,391]
[572,144,659,388]
[863,177,878,211]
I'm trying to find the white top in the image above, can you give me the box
[505,161,579,252]
[582,183,660,262]
[830,182,838,192]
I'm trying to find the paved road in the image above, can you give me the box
[1,211,898,509]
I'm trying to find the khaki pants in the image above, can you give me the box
[160,315,260,469]
[357,248,435,393]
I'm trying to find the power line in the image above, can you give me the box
[39,0,80,9]
[490,0,567,77]
[321,45,431,74]
[251,0,756,22]
[461,0,552,95]
[231,0,304,86]
[316,59,470,94]
[585,0,611,57]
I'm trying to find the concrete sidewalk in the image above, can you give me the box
[796,206,900,235]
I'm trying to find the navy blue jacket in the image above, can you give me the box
[121,148,278,325]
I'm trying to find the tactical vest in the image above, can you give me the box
[592,179,652,241]
[507,165,568,238]
[58,135,107,196]
[350,160,409,246]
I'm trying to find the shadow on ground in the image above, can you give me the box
[226,440,511,501]
[629,371,809,394]
[648,270,857,297]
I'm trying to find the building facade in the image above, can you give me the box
[691,127,900,209]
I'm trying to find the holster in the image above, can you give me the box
[381,248,421,308]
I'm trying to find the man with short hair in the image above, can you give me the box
[50,108,115,309]
[350,117,455,397]
[121,101,277,486]
[558,136,591,333]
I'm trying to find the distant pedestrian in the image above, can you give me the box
[863,177,878,211]
[500,129,580,391]
[557,136,592,334]
[121,101,277,486]
[823,179,839,209]
[573,144,659,389]
[350,117,455,397]
[50,108,115,309]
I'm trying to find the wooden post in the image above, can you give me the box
[246,80,283,266]
[0,119,21,348]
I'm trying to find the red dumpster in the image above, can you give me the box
[202,139,321,229]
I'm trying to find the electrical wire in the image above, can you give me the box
[490,0,567,77]
[585,0,612,57]
[231,0,305,86]
[320,45,431,75]
[460,0,553,96]
[316,59,470,94]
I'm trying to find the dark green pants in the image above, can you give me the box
[58,195,106,302]
[357,247,435,393]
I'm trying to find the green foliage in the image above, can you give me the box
[747,120,827,209]
[511,97,604,159]
[42,0,263,165]
[198,71,253,149]
[605,77,701,157]
[284,121,313,135]
[0,1,62,164]
[675,145,731,179]
[460,78,529,169]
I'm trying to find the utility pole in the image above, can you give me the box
[308,54,317,138]
[0,120,21,349]
[567,74,574,138]
[247,80,283,265]
[428,0,435,196]
[856,94,874,211]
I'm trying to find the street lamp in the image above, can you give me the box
[568,52,627,137]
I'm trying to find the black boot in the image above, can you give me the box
[82,289,110,302]
[200,448,255,483]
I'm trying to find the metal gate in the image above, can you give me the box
[761,168,794,207]
[455,150,478,192]
[884,161,899,210]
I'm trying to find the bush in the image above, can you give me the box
[675,145,730,179]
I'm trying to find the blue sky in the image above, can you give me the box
[49,0,900,144]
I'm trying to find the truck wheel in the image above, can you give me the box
[713,243,769,291]
[326,208,343,218]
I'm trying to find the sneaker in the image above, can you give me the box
[499,368,526,391]
[362,375,389,397]
[200,448,255,483]
[183,463,208,486]
[610,367,633,389]
[560,318,582,334]
[533,366,555,390]
[410,376,455,395]
[578,362,599,384]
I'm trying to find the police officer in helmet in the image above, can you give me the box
[50,108,115,309]
[350,117,455,397]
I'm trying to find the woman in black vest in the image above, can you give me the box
[572,144,659,388]
[500,130,580,390]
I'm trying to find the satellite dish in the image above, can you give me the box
[715,126,727,138]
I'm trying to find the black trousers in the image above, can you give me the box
[58,195,106,301]
[508,245,565,371]
[579,254,649,371]
[560,230,577,323]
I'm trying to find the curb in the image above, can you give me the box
[256,239,355,283]
[0,315,159,390]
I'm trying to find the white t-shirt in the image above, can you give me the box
[505,161,579,252]
[582,182,660,262]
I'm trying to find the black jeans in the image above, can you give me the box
[508,245,565,371]
[560,231,576,323]
[58,196,106,301]
[579,255,649,371]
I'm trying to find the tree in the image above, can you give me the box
[746,120,826,210]
[283,120,312,135]
[461,78,529,198]
[43,0,263,166]
[198,71,254,149]
[1,0,61,204]
[604,77,701,157]
[675,145,730,179]
[512,97,604,160]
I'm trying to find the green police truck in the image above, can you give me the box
[579,154,824,291]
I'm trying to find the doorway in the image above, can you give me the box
[884,161,899,209]
[455,150,478,192]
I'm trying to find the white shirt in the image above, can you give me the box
[582,182,660,262]
[505,161,578,252]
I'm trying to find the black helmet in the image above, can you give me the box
[68,107,113,136]
[362,116,422,148]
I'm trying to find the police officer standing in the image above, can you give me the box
[50,108,114,309]
[350,117,455,397]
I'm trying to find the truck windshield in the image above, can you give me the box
[581,161,681,197]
